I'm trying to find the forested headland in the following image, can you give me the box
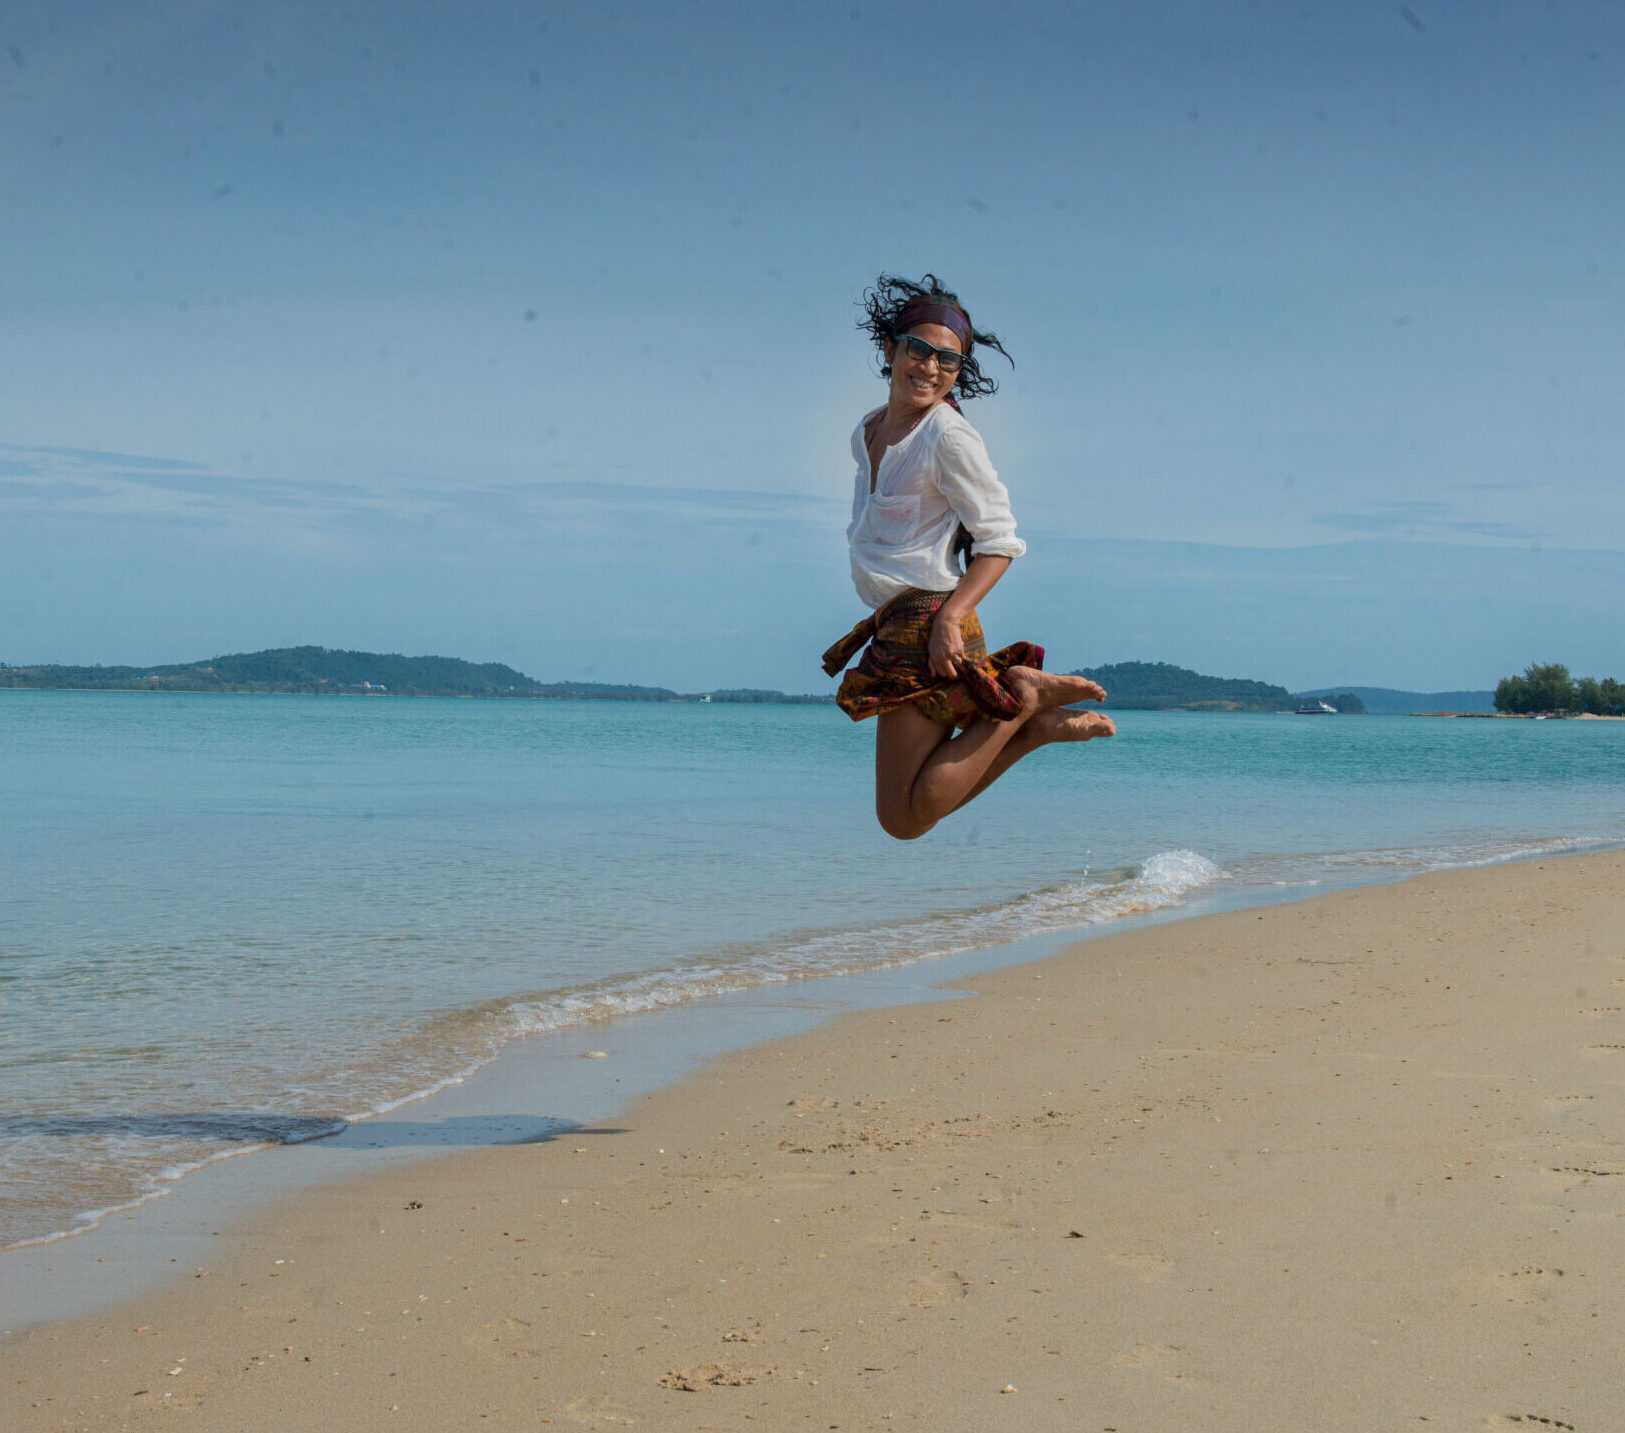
[0,647,1465,715]
[0,647,832,703]
[1294,685,1495,716]
[1068,660,1363,712]
[1494,662,1625,716]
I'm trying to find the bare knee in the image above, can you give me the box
[876,803,936,841]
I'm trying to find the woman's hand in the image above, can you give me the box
[928,553,1012,678]
[928,607,967,678]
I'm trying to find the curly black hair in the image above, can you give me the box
[857,272,1013,401]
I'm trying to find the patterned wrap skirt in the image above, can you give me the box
[821,588,1045,727]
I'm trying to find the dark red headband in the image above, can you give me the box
[894,297,973,351]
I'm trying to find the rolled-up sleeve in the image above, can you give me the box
[934,422,1027,561]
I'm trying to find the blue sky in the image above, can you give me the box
[3,1,1622,691]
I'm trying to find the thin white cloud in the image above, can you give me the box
[1315,501,1550,544]
[0,444,844,540]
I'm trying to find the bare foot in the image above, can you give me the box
[1036,708,1115,743]
[1006,666,1108,715]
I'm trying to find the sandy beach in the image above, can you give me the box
[6,851,1623,1431]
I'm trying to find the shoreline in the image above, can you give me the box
[9,835,1607,1277]
[3,868,1286,1333]
[4,835,1570,1323]
[6,850,1623,1429]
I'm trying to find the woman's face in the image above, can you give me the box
[885,322,963,415]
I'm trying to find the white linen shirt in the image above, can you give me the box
[846,402,1027,610]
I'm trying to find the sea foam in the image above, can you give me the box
[495,850,1225,1037]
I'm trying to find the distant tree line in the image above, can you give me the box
[1068,661,1295,712]
[0,647,551,697]
[1495,662,1625,715]
[0,648,834,704]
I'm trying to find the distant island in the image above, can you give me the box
[1060,667,1501,716]
[1069,660,1365,713]
[0,647,834,704]
[1296,685,1496,716]
[0,647,1500,715]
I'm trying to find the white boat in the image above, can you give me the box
[1294,700,1338,715]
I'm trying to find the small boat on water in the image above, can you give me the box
[1294,699,1338,715]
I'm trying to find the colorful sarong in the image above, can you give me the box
[821,588,1044,727]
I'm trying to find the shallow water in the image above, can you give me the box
[3,691,1623,1249]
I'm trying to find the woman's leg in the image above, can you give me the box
[873,667,1109,840]
[874,705,1019,840]
[948,705,1115,814]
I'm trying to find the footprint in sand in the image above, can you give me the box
[656,1363,763,1391]
[1539,1163,1625,1216]
[1114,1342,1214,1385]
[1493,1267,1566,1304]
[464,1317,542,1362]
[914,1207,1005,1234]
[563,1394,639,1424]
[1108,1252,1175,1285]
[903,1267,969,1306]
[1544,1094,1594,1111]
[766,1168,857,1191]
[1548,1163,1625,1182]
[1485,1416,1576,1430]
[1115,1341,1180,1370]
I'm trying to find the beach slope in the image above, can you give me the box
[6,852,1623,1430]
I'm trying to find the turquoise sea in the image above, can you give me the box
[4,690,1625,1252]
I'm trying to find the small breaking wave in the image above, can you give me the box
[495,849,1225,1037]
[1227,833,1615,889]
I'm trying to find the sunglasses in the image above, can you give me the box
[895,333,968,373]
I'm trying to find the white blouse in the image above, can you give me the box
[845,402,1027,610]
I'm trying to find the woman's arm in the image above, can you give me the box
[928,554,1011,677]
[927,418,1025,678]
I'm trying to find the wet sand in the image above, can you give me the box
[6,851,1623,1431]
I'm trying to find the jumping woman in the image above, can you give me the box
[822,274,1114,840]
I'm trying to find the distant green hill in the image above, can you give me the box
[0,647,1491,713]
[0,647,832,703]
[1070,661,1294,712]
[0,646,557,697]
[1295,685,1496,715]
